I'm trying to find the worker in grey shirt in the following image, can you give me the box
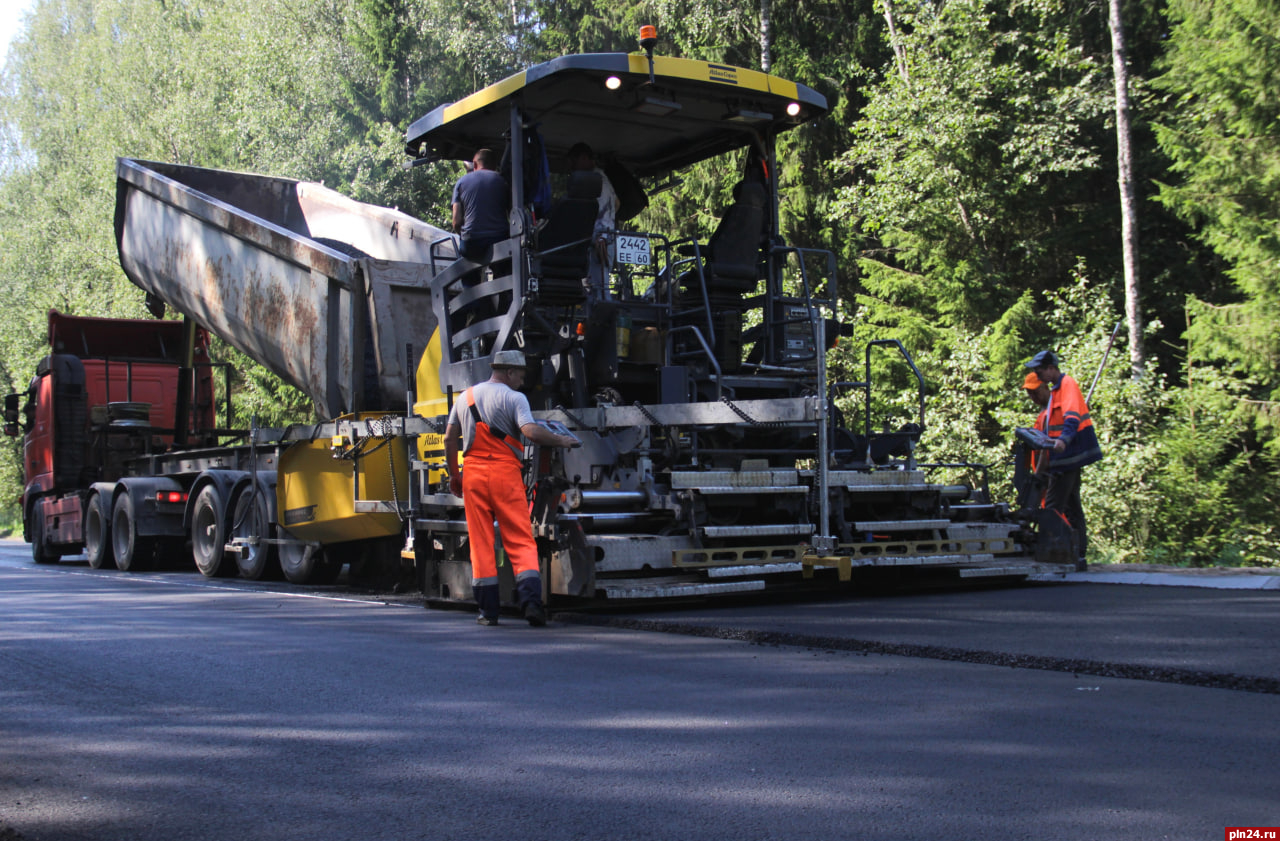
[444,350,577,626]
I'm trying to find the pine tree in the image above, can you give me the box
[1153,0,1280,444]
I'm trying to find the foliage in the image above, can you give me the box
[835,0,1111,336]
[1141,0,1280,563]
[532,0,661,57]
[1152,0,1280,434]
[1143,385,1280,567]
[851,267,1129,499]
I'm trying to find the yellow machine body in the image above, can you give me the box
[413,329,451,485]
[277,414,410,544]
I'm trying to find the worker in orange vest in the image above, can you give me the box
[1024,350,1103,568]
[443,350,579,626]
[1022,371,1051,475]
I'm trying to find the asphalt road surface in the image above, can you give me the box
[1,541,1277,841]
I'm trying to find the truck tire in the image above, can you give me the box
[231,488,280,581]
[278,527,342,585]
[83,492,114,570]
[111,493,154,572]
[191,485,235,578]
[30,504,62,565]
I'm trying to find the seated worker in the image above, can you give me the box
[451,148,509,261]
[568,143,620,293]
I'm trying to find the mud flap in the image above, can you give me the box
[530,474,594,598]
[549,519,594,597]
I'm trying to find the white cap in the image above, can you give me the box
[491,350,527,369]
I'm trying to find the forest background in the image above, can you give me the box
[0,0,1276,566]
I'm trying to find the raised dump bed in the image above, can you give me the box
[114,158,455,418]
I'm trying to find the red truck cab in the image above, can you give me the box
[5,310,217,562]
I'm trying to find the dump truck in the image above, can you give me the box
[6,42,1071,608]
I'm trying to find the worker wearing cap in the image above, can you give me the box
[1024,350,1103,567]
[443,350,578,626]
[1022,371,1051,474]
[1023,371,1051,410]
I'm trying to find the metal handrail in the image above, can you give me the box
[765,245,838,366]
[863,339,926,466]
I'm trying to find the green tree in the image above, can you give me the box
[1152,0,1280,414]
[834,0,1111,341]
[532,0,659,57]
[1145,0,1280,562]
[0,0,546,516]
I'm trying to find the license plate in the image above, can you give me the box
[615,234,651,266]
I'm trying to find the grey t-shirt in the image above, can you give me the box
[446,380,535,453]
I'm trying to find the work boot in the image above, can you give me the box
[473,582,500,626]
[524,600,547,627]
[515,573,546,627]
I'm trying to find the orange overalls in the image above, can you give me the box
[461,388,541,603]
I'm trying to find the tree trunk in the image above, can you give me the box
[1110,0,1144,376]
[881,0,909,83]
[760,0,773,72]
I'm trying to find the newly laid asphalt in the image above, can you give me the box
[2,542,1278,841]
[564,574,1280,693]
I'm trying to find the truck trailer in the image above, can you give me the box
[6,42,1072,609]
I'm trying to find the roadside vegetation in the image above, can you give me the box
[1,0,1276,566]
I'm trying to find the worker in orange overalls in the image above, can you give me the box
[443,350,579,626]
[1024,350,1103,568]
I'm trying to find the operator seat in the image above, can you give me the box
[534,169,603,303]
[702,179,767,295]
[672,180,768,372]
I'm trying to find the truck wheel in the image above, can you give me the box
[84,493,114,569]
[111,493,154,572]
[278,527,342,585]
[30,504,62,565]
[191,486,235,578]
[231,489,280,580]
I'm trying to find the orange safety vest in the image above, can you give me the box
[1042,375,1093,439]
[1042,375,1102,472]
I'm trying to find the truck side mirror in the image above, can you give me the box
[3,393,19,436]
